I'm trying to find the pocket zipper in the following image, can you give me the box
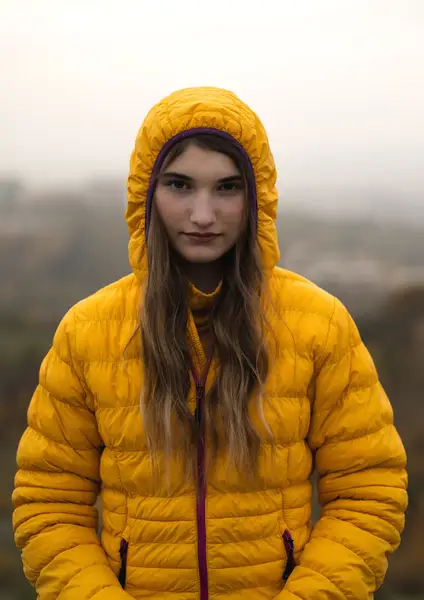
[282,530,295,581]
[118,539,129,588]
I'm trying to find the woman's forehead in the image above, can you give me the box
[162,144,241,181]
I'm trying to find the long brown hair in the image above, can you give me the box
[140,134,272,479]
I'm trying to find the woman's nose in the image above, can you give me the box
[190,191,216,228]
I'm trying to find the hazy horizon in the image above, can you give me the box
[1,0,424,213]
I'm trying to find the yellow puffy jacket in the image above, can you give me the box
[13,87,407,600]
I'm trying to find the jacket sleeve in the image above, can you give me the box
[12,309,132,600]
[280,297,408,600]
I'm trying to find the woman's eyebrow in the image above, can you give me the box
[217,175,243,183]
[161,171,193,181]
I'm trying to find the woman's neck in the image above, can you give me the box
[183,259,223,294]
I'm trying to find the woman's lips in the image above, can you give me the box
[184,233,221,243]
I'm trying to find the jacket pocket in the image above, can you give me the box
[118,539,129,588]
[282,529,295,581]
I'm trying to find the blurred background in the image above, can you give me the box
[1,1,423,598]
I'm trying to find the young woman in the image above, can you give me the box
[13,87,407,600]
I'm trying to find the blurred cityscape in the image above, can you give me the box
[0,176,423,599]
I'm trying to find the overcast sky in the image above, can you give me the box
[1,0,424,210]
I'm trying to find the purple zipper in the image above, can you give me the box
[191,357,213,600]
[118,538,128,588]
[282,530,295,581]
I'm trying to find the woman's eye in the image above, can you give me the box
[165,180,189,190]
[218,182,242,193]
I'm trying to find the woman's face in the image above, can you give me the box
[154,143,246,264]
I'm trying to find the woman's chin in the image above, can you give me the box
[174,242,228,264]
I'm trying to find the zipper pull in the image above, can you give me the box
[119,539,128,558]
[282,530,295,581]
[195,383,203,425]
[118,539,129,588]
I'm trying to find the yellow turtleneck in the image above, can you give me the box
[188,281,222,359]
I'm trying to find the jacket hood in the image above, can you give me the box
[126,86,280,280]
